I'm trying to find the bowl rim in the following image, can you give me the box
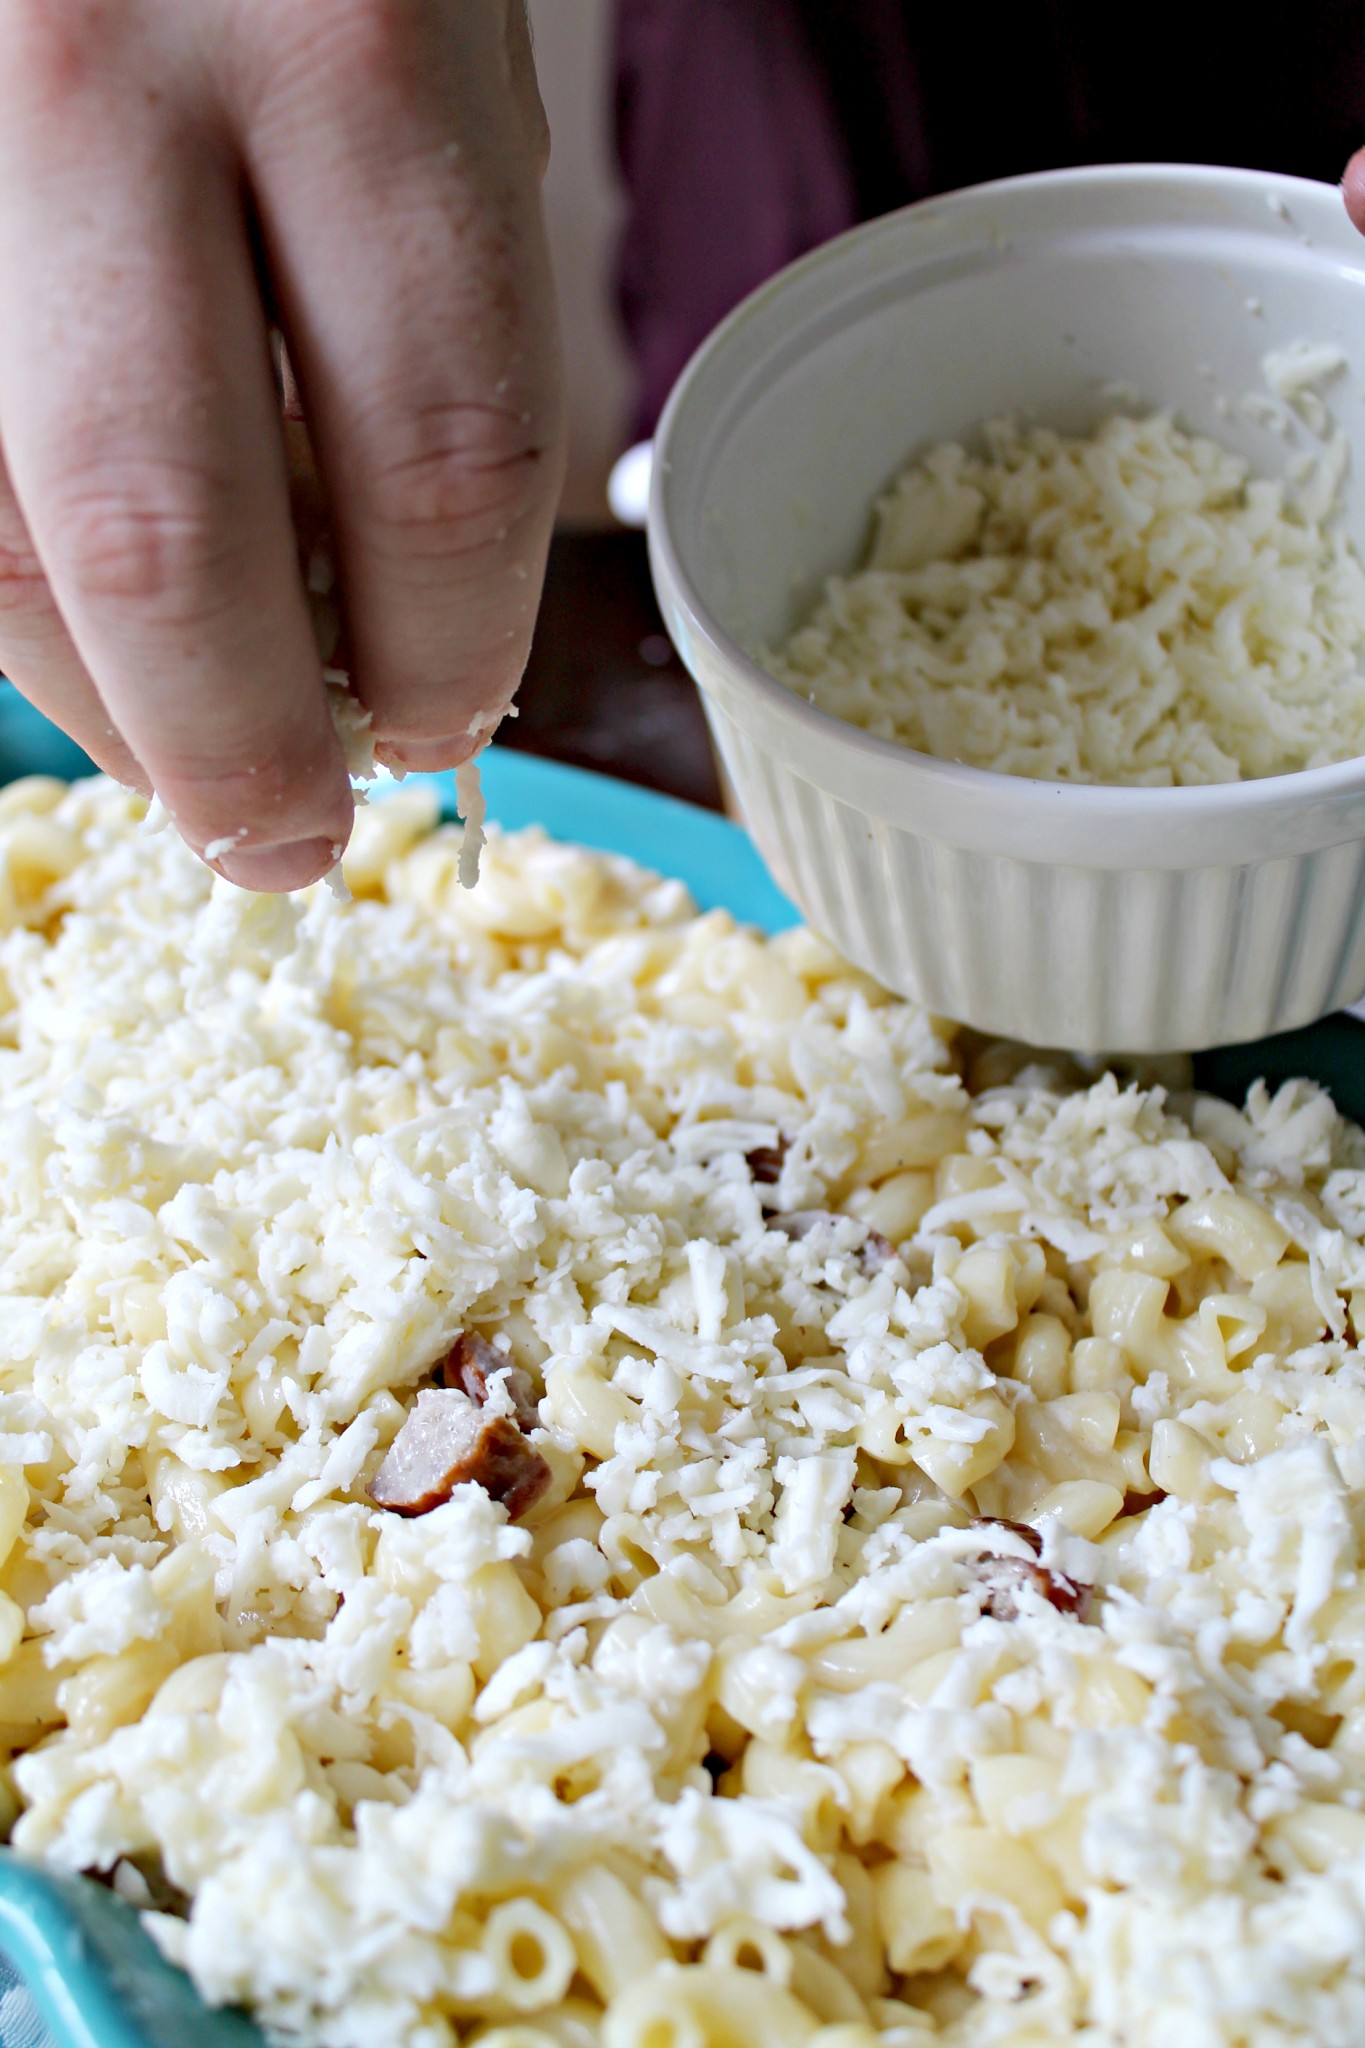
[648,159,1365,852]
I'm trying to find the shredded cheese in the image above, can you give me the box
[454,758,488,891]
[768,400,1365,785]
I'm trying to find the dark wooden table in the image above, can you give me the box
[500,530,723,813]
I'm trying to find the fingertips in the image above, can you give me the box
[374,731,491,774]
[212,834,343,891]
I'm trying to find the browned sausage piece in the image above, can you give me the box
[973,1553,1090,1622]
[972,1515,1044,1556]
[745,1141,789,1188]
[370,1388,551,1521]
[441,1332,540,1432]
[969,1518,1091,1620]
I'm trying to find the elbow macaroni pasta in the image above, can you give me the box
[0,780,1359,2043]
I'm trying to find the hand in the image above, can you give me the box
[0,0,563,890]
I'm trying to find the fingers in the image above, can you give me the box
[0,439,149,790]
[0,17,353,887]
[237,0,565,772]
[1345,148,1365,235]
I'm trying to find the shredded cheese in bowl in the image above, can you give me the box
[766,406,1365,784]
[3,775,1365,2045]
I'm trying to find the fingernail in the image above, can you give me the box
[376,736,474,773]
[215,836,338,892]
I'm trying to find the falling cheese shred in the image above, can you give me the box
[454,756,488,890]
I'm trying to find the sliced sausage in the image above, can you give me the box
[441,1332,540,1432]
[973,1553,1091,1622]
[969,1518,1090,1621]
[746,1141,789,1188]
[370,1388,550,1521]
[972,1515,1043,1556]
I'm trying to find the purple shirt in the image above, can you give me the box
[613,0,1365,438]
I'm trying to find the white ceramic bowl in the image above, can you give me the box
[648,164,1365,1052]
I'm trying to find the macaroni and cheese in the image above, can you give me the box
[0,778,1360,2046]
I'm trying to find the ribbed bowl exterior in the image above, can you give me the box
[700,693,1365,1052]
[648,166,1365,1054]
